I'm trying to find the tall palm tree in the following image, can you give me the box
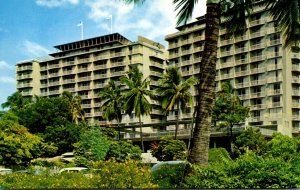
[1,92,30,111]
[62,91,85,124]
[157,67,196,139]
[99,80,123,140]
[121,66,155,152]
[124,0,299,165]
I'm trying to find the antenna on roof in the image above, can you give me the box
[77,21,84,40]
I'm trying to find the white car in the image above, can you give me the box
[0,168,12,175]
[59,167,88,173]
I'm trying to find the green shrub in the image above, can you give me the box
[105,140,142,162]
[91,160,157,188]
[151,163,186,188]
[208,148,231,164]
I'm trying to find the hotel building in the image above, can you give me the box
[165,1,300,136]
[16,34,167,137]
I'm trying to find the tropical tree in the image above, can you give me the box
[121,66,155,152]
[1,92,30,111]
[62,91,85,124]
[99,80,123,140]
[213,81,249,152]
[157,67,196,139]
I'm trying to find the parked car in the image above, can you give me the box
[0,168,12,175]
[60,152,75,162]
[59,167,88,174]
[150,161,185,173]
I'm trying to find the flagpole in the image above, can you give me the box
[77,21,83,40]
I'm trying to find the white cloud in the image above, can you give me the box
[0,76,16,84]
[0,60,14,70]
[23,40,51,58]
[36,0,79,8]
[84,0,206,43]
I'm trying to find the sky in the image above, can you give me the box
[0,0,206,106]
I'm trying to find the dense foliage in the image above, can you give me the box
[151,136,187,161]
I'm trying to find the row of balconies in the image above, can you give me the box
[16,65,33,72]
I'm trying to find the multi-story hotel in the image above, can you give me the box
[165,1,300,137]
[16,33,167,137]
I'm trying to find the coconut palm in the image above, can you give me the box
[1,92,30,111]
[121,66,155,152]
[157,67,196,140]
[99,80,123,140]
[62,91,85,124]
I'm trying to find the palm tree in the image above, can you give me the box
[124,0,299,165]
[157,67,196,139]
[121,66,155,152]
[62,91,85,124]
[1,92,30,111]
[99,80,123,140]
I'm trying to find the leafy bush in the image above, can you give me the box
[151,163,186,188]
[74,127,111,163]
[151,136,187,161]
[184,153,300,189]
[208,148,231,164]
[105,140,142,162]
[91,160,157,188]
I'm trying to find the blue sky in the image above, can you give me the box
[0,0,206,106]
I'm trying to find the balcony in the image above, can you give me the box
[293,90,300,96]
[40,75,48,80]
[235,58,248,65]
[267,64,282,71]
[94,74,108,79]
[150,62,164,68]
[250,43,265,51]
[63,61,75,67]
[169,53,180,59]
[235,35,248,42]
[251,104,265,110]
[235,70,248,77]
[95,54,109,60]
[268,102,282,108]
[150,71,163,77]
[168,43,180,49]
[17,74,32,80]
[238,94,249,99]
[63,79,75,84]
[63,70,74,75]
[193,35,205,42]
[235,82,249,88]
[220,50,234,57]
[110,71,126,77]
[181,60,192,66]
[268,77,283,83]
[17,82,32,88]
[48,64,60,69]
[250,67,265,74]
[94,111,103,116]
[220,39,234,46]
[94,83,106,89]
[292,102,300,109]
[78,76,91,82]
[81,104,91,108]
[94,102,101,107]
[250,92,265,98]
[248,116,263,122]
[235,47,248,54]
[78,86,90,91]
[48,81,60,86]
[249,19,265,27]
[94,64,107,70]
[293,77,300,83]
[110,52,126,57]
[21,91,32,96]
[18,66,33,71]
[181,49,193,55]
[181,39,192,45]
[250,79,265,86]
[40,66,47,71]
[292,65,300,72]
[48,90,60,95]
[266,52,281,59]
[193,57,202,63]
[48,73,60,78]
[250,55,265,62]
[63,87,75,92]
[220,73,234,80]
[268,39,281,46]
[267,89,282,96]
[110,62,125,68]
[182,70,193,77]
[250,31,265,38]
[219,62,234,68]
[267,27,280,34]
[292,115,300,120]
[78,67,92,73]
[78,58,91,64]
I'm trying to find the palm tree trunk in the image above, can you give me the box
[188,2,220,166]
[139,115,145,152]
[175,101,180,140]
